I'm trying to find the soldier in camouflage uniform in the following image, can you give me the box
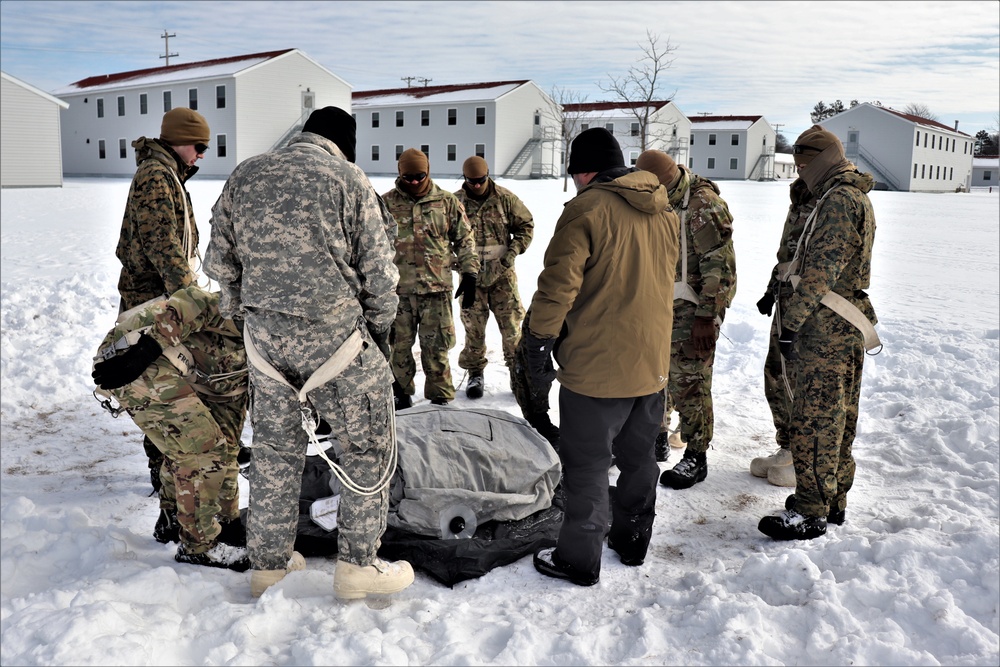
[205,107,414,599]
[750,178,815,487]
[759,125,878,541]
[383,149,479,408]
[92,286,249,571]
[116,107,212,511]
[454,156,534,400]
[636,151,736,490]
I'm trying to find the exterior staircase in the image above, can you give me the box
[503,138,542,178]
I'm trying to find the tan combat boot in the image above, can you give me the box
[250,551,306,598]
[334,557,414,600]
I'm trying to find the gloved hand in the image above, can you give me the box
[756,292,775,317]
[367,324,391,361]
[778,327,799,361]
[454,273,477,309]
[500,250,516,269]
[521,329,557,389]
[691,316,717,353]
[92,333,163,390]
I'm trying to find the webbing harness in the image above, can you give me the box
[671,187,723,326]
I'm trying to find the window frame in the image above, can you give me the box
[188,88,198,110]
[476,107,486,125]
[216,134,227,158]
[117,95,125,117]
[447,108,457,126]
[216,85,226,109]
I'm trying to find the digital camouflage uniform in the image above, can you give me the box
[763,179,815,450]
[116,136,202,506]
[783,167,877,520]
[204,131,400,571]
[383,180,478,403]
[96,286,246,554]
[454,180,534,376]
[666,167,737,455]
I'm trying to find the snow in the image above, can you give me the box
[50,56,278,95]
[2,175,998,666]
[352,82,526,107]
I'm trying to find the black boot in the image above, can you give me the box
[392,380,412,411]
[654,432,670,463]
[659,452,707,489]
[153,508,180,544]
[237,443,252,469]
[785,494,846,525]
[175,541,251,572]
[466,370,484,399]
[526,412,560,450]
[758,509,827,540]
[217,516,247,547]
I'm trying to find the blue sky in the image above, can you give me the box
[2,0,997,139]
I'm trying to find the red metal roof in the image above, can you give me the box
[65,49,296,90]
[353,80,530,100]
[878,106,971,137]
[563,100,672,112]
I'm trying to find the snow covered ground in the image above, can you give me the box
[1,174,997,666]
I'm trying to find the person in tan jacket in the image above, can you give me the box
[522,127,679,585]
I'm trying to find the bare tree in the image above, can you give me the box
[902,103,939,122]
[598,30,678,152]
[540,85,591,192]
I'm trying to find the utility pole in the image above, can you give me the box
[417,77,432,87]
[400,76,417,88]
[160,30,178,66]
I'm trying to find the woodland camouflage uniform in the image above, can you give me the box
[454,179,534,377]
[383,180,478,403]
[205,131,400,571]
[97,286,245,554]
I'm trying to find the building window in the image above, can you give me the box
[985,170,993,181]
[140,93,148,115]
[631,122,640,137]
[448,108,457,126]
[932,135,937,150]
[762,136,767,146]
[117,96,125,117]
[97,98,104,118]
[951,139,955,152]
[421,109,429,127]
[395,145,404,160]
[188,88,198,110]
[581,123,589,132]
[476,107,486,125]
[731,134,739,146]
[949,167,953,180]
[605,123,614,134]
[421,145,429,155]
[913,163,918,178]
[915,132,920,146]
[396,110,404,127]
[708,134,717,146]
[936,165,941,179]
[688,157,694,168]
[98,139,106,159]
[534,112,540,126]
[371,112,380,128]
[119,138,127,159]
[629,151,639,165]
[921,164,926,178]
[475,143,485,158]
[447,144,456,161]
[371,145,380,161]
[924,134,928,147]
[730,158,738,170]
[216,85,226,109]
[707,157,716,169]
[217,134,227,158]
[163,91,172,112]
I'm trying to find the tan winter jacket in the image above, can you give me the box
[529,170,679,398]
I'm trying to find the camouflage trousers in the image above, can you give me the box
[787,327,865,519]
[510,307,552,419]
[763,306,794,450]
[125,383,245,553]
[391,292,456,402]
[666,301,723,455]
[247,322,393,570]
[458,270,525,373]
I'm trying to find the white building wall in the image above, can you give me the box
[690,128,747,180]
[495,83,554,178]
[576,104,690,170]
[745,120,776,179]
[1,73,67,187]
[971,158,1000,187]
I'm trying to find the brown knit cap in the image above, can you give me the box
[793,125,843,167]
[398,148,429,175]
[462,156,489,178]
[636,149,680,188]
[160,108,210,146]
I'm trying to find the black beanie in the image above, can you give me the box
[303,106,357,163]
[567,127,625,174]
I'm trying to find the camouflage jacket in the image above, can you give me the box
[768,179,816,297]
[454,181,534,287]
[97,286,246,406]
[204,132,399,343]
[782,167,877,334]
[116,137,199,310]
[672,167,737,319]
[383,180,479,295]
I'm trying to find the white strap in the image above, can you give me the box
[788,276,882,352]
[167,169,209,289]
[672,188,721,325]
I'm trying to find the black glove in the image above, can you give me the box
[92,333,163,390]
[756,292,775,317]
[521,329,557,389]
[778,327,799,361]
[455,273,477,309]
[368,325,391,361]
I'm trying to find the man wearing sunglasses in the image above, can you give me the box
[454,156,534,401]
[383,148,479,409]
[115,106,224,539]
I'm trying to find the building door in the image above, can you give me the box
[302,91,315,116]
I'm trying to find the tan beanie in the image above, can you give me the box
[636,149,680,189]
[160,108,210,146]
[793,125,843,168]
[398,148,429,175]
[462,156,489,178]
